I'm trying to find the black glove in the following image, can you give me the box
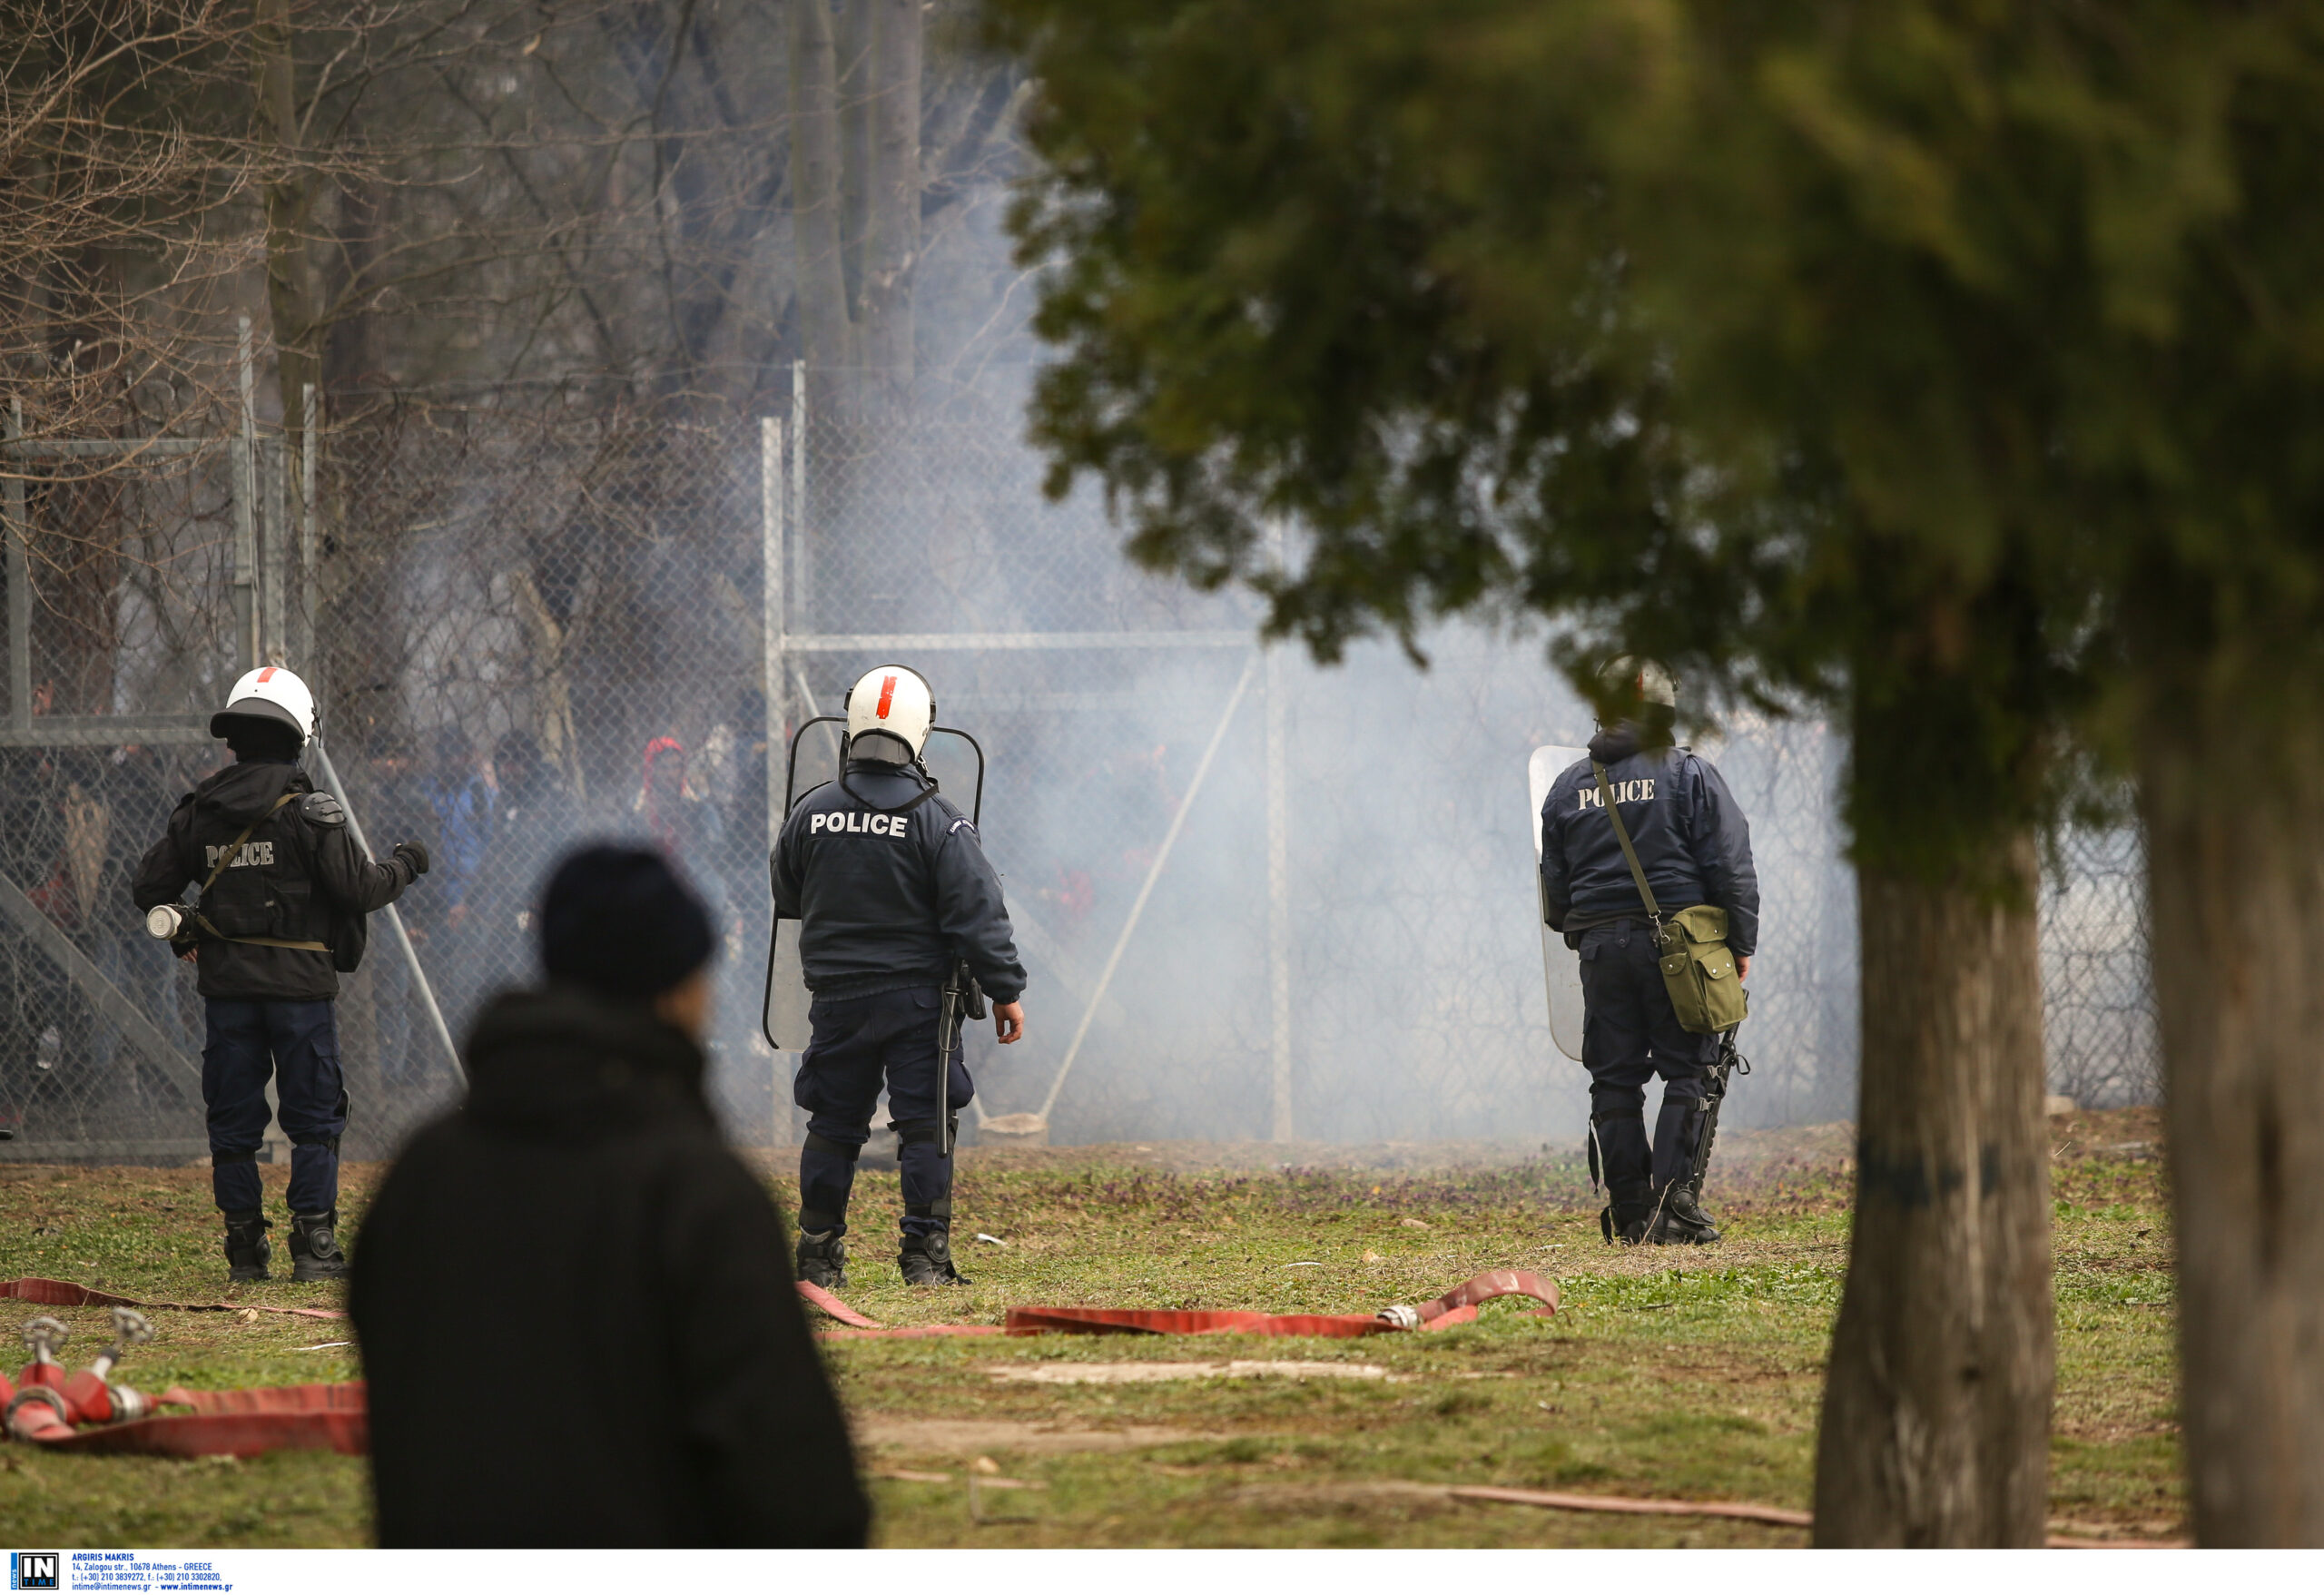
[392,840,431,878]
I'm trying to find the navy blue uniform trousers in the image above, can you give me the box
[793,986,973,1240]
[202,999,348,1215]
[1577,921,1718,1188]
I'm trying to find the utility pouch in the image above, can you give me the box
[331,909,368,974]
[1591,763,1747,1035]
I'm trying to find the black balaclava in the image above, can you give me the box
[224,718,304,764]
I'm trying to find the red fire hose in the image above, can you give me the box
[0,1277,343,1321]
[0,1271,2183,1541]
[45,1383,369,1458]
[1001,1266,1554,1337]
[2,1270,1554,1454]
[798,1268,1560,1341]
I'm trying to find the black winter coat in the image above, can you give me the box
[771,760,1027,1003]
[1539,724,1761,957]
[350,987,870,1548]
[131,756,416,1000]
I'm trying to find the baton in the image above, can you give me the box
[935,958,987,1157]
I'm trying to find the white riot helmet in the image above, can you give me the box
[842,665,935,765]
[210,665,316,746]
[1598,655,1677,714]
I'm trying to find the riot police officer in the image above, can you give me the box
[1540,659,1758,1245]
[772,665,1027,1288]
[132,667,428,1282]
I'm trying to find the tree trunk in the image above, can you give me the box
[254,0,319,421]
[1812,831,2054,1545]
[254,0,323,673]
[2139,708,2324,1544]
[861,0,922,406]
[840,0,873,308]
[790,0,854,414]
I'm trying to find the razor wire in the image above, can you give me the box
[0,381,2161,1168]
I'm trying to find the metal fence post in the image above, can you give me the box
[299,382,319,667]
[261,432,287,665]
[761,416,786,843]
[309,741,466,1087]
[1266,640,1293,1142]
[791,359,808,636]
[5,399,28,731]
[1264,518,1295,1141]
[233,317,261,673]
[760,415,792,1147]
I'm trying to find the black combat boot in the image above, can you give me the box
[1600,1179,1654,1245]
[222,1211,271,1282]
[899,1229,970,1287]
[287,1210,348,1281]
[1648,1183,1723,1245]
[796,1228,849,1290]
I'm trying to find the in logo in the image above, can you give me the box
[10,1552,59,1591]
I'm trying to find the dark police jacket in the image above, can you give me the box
[351,986,870,1548]
[132,756,417,1002]
[1539,724,1760,958]
[772,759,1027,1005]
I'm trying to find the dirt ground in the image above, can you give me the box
[0,1108,2180,1547]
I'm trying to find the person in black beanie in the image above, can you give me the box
[350,843,870,1548]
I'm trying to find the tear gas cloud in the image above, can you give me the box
[339,373,2148,1154]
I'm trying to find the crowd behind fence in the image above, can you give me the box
[0,379,2161,1167]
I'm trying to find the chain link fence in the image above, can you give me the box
[2,428,241,1159]
[1,379,2160,1167]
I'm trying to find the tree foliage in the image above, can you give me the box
[992,0,2324,867]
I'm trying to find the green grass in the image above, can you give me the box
[0,1109,2182,1547]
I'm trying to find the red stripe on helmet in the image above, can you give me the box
[876,674,897,719]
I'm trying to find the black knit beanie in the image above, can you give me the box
[539,843,715,999]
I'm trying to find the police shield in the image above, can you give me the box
[761,716,987,1053]
[1528,744,1588,1063]
[763,910,813,1052]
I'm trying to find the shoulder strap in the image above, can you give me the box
[1591,761,1661,927]
[192,792,330,953]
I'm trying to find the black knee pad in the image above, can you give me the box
[803,1131,862,1163]
[890,1116,959,1148]
[1590,1084,1649,1114]
[290,1135,342,1157]
[798,1207,846,1236]
[211,1149,261,1167]
[903,1197,954,1224]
